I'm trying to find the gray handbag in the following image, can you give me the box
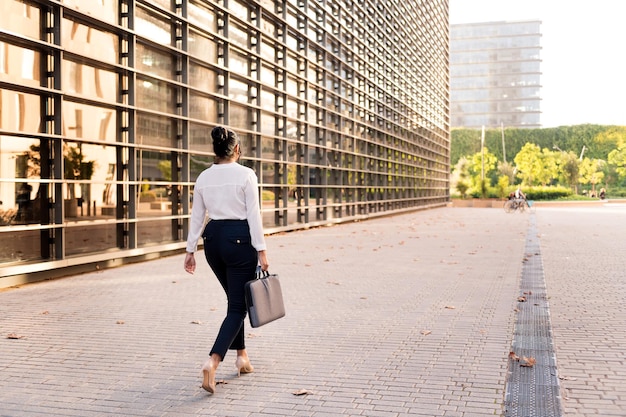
[244,268,285,328]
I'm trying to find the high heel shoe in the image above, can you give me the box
[201,360,216,393]
[235,356,254,377]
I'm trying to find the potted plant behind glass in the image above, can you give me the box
[64,144,95,217]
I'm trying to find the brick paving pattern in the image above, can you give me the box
[0,206,624,416]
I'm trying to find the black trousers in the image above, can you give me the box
[202,220,257,359]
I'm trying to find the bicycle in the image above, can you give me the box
[503,198,531,213]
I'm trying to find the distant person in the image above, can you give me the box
[16,183,33,222]
[599,188,606,199]
[183,126,269,394]
[514,187,526,200]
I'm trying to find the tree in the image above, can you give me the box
[451,157,470,198]
[608,143,626,179]
[579,158,606,195]
[497,161,515,185]
[536,149,560,186]
[514,143,542,186]
[468,147,498,195]
[558,151,580,192]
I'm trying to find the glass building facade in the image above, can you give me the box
[450,20,542,128]
[0,0,450,286]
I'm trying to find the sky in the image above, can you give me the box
[449,0,626,127]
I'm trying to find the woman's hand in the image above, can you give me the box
[258,250,269,271]
[184,252,196,274]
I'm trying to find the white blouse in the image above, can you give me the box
[186,162,266,253]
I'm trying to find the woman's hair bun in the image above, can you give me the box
[211,126,227,143]
[211,126,237,158]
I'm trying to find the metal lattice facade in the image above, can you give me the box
[0,0,450,285]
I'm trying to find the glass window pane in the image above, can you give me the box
[0,0,41,40]
[61,18,118,64]
[136,113,174,147]
[0,230,42,262]
[62,0,118,25]
[229,103,250,131]
[0,44,41,87]
[135,6,172,46]
[0,136,42,226]
[61,142,116,214]
[136,44,174,80]
[189,122,213,151]
[189,93,217,121]
[189,30,217,61]
[62,60,118,102]
[189,1,216,31]
[0,90,41,133]
[230,50,249,75]
[136,76,176,114]
[189,154,212,180]
[229,22,248,49]
[189,63,216,91]
[138,219,175,246]
[65,223,117,256]
[229,78,249,104]
[62,102,116,141]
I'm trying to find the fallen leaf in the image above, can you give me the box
[509,351,520,361]
[520,356,536,367]
[41,311,49,315]
[191,320,202,325]
[292,389,312,396]
[517,296,527,302]
[420,330,432,336]
[116,320,125,324]
[6,333,23,339]
[444,306,456,310]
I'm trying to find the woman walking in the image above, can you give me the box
[184,126,269,394]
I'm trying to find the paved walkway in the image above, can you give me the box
[0,206,624,416]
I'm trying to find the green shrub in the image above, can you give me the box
[261,190,275,201]
[520,186,573,200]
[139,191,157,202]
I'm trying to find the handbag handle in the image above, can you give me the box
[255,265,270,279]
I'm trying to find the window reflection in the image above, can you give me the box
[189,29,217,61]
[0,0,40,40]
[0,136,40,226]
[61,18,118,64]
[188,1,216,30]
[136,76,176,114]
[62,102,115,141]
[135,6,172,46]
[0,90,40,133]
[189,93,217,122]
[189,154,213,180]
[189,63,217,91]
[0,43,40,87]
[137,113,174,147]
[62,142,116,220]
[62,60,118,101]
[136,44,174,80]
[189,122,213,151]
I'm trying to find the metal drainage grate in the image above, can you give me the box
[504,214,563,417]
